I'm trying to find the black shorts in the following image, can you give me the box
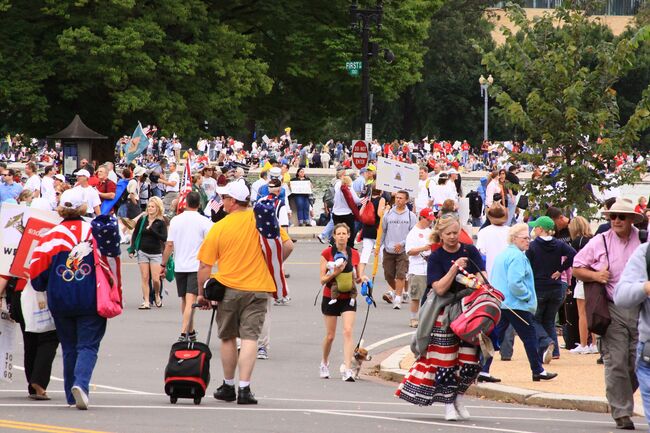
[321,296,357,316]
[175,272,198,297]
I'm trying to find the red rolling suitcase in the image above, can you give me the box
[164,305,216,405]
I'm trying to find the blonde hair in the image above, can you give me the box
[57,203,88,219]
[341,175,353,186]
[508,223,530,244]
[147,196,165,221]
[568,216,592,239]
[430,214,461,244]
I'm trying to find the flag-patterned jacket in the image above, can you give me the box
[29,218,97,316]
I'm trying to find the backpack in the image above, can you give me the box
[467,190,483,218]
[450,281,504,346]
[323,184,335,209]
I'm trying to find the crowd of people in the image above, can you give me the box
[0,133,648,431]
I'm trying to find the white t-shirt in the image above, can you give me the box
[167,210,213,272]
[108,170,118,184]
[24,174,41,194]
[332,181,360,216]
[166,171,180,193]
[202,177,217,199]
[475,224,510,277]
[40,175,56,203]
[405,226,432,275]
[415,179,432,212]
[74,185,101,213]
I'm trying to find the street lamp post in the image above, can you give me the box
[350,1,383,139]
[479,74,494,142]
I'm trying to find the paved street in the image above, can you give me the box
[0,240,644,433]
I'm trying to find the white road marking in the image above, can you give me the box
[365,331,414,351]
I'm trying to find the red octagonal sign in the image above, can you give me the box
[352,140,368,170]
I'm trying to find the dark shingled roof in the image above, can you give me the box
[48,115,107,139]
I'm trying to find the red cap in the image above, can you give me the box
[419,208,436,221]
[451,161,460,168]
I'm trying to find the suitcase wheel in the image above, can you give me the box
[170,396,178,404]
[193,397,201,405]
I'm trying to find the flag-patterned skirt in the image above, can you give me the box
[396,307,481,406]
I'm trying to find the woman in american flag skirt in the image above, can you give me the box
[396,215,484,421]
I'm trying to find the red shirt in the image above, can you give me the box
[96,179,116,198]
[321,247,360,299]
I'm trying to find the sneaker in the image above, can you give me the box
[237,386,258,405]
[543,342,554,364]
[257,347,268,360]
[382,291,394,304]
[317,234,326,244]
[569,344,588,354]
[319,362,330,379]
[409,319,419,328]
[587,344,599,354]
[392,302,401,310]
[178,333,188,342]
[342,369,355,382]
[445,403,459,421]
[71,386,88,410]
[214,382,236,402]
[188,330,197,342]
[454,398,470,420]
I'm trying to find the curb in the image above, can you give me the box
[379,345,611,414]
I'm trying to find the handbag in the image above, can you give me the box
[584,235,611,335]
[127,216,146,256]
[20,283,55,333]
[516,195,529,210]
[358,198,376,226]
[93,237,123,319]
[165,254,175,282]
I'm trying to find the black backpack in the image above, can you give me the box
[467,190,483,218]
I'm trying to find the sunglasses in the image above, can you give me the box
[609,213,627,221]
[56,192,61,196]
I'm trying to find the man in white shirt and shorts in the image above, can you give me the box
[405,208,434,327]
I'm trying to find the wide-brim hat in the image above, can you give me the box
[601,198,644,224]
[487,203,508,225]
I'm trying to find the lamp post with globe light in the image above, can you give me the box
[479,74,494,142]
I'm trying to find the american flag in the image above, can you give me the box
[176,162,192,213]
[206,197,223,214]
[254,196,288,299]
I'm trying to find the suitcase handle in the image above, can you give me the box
[186,304,217,346]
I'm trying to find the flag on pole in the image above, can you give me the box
[176,163,192,214]
[125,123,150,164]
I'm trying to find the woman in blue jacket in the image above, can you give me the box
[491,223,557,381]
[526,216,576,364]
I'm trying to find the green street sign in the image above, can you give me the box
[346,61,362,77]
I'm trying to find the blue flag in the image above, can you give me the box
[125,123,149,164]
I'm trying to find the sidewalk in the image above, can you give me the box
[379,338,645,416]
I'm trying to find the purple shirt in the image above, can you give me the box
[573,227,640,299]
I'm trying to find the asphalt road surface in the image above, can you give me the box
[0,240,644,433]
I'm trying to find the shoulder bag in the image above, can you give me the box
[584,235,611,335]
[93,237,123,319]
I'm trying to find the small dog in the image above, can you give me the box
[340,341,372,380]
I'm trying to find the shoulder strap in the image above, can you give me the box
[601,233,609,267]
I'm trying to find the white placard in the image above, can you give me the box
[0,203,62,276]
[262,135,271,145]
[375,157,419,197]
[0,310,18,383]
[289,180,312,195]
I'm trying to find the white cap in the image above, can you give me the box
[447,168,459,175]
[54,174,65,182]
[133,166,146,177]
[216,180,250,202]
[59,188,85,209]
[75,169,90,177]
[269,167,282,178]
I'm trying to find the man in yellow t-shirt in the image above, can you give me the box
[197,179,293,405]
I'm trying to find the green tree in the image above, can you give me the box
[0,0,272,138]
[215,0,439,141]
[480,5,650,216]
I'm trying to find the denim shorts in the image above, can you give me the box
[137,251,162,264]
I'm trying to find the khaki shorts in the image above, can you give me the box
[408,274,427,301]
[216,288,269,341]
[383,251,409,281]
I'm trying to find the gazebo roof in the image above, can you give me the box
[47,115,107,140]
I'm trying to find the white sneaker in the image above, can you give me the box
[445,403,459,421]
[587,343,599,354]
[382,291,395,304]
[454,398,470,420]
[342,369,355,382]
[543,342,554,364]
[319,362,330,379]
[71,386,88,410]
[569,344,588,354]
[392,302,401,310]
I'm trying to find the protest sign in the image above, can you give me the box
[289,181,312,194]
[0,310,17,383]
[375,157,419,197]
[10,218,57,278]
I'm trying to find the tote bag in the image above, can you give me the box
[93,238,123,319]
[20,283,56,333]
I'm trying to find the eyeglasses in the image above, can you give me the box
[609,213,627,221]
[516,236,531,241]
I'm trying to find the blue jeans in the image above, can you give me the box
[321,215,334,241]
[636,342,650,429]
[533,287,564,360]
[53,314,107,405]
[294,195,310,224]
[151,186,163,198]
[499,324,516,359]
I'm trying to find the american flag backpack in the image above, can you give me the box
[254,195,288,299]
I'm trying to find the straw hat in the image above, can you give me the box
[487,203,508,226]
[601,198,644,224]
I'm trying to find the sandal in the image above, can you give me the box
[138,303,151,310]
[154,294,162,308]
[29,393,51,401]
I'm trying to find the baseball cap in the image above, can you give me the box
[268,178,281,188]
[133,166,146,177]
[367,164,376,172]
[269,167,282,178]
[529,216,555,231]
[447,168,459,175]
[54,174,65,182]
[216,180,250,202]
[419,208,436,221]
[59,188,85,209]
[359,168,368,174]
[75,169,90,178]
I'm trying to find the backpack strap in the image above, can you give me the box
[645,242,650,280]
